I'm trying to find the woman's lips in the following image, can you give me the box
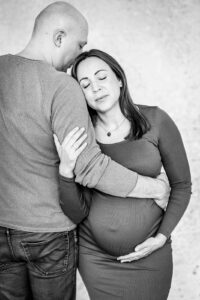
[95,95,108,102]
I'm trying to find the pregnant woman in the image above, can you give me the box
[55,49,191,300]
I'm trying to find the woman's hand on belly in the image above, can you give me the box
[117,233,167,263]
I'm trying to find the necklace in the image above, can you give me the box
[97,117,126,137]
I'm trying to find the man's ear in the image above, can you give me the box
[53,30,66,48]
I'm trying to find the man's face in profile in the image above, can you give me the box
[55,24,88,72]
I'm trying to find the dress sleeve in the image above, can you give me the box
[59,175,91,224]
[51,75,138,197]
[156,108,192,237]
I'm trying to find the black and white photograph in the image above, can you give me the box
[0,1,199,299]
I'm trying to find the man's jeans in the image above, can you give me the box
[0,226,78,300]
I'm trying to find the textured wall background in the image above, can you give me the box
[0,0,199,299]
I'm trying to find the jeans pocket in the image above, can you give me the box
[0,263,10,272]
[21,231,74,277]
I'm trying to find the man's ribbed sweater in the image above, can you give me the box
[0,55,138,232]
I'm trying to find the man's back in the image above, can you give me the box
[0,54,75,232]
[0,3,140,299]
[0,54,138,233]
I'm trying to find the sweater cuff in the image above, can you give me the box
[59,174,75,183]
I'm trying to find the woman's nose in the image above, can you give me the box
[91,81,101,92]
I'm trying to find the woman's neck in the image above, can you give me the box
[96,106,124,130]
[95,107,130,143]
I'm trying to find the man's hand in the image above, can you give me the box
[117,233,167,263]
[154,173,170,210]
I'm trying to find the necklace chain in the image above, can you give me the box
[97,117,126,137]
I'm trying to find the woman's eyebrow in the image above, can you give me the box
[79,77,88,83]
[79,69,107,83]
[95,69,107,75]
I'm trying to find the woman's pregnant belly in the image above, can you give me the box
[83,191,164,256]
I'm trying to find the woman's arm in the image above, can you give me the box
[58,135,170,204]
[59,175,91,224]
[55,129,170,225]
[156,108,192,237]
[117,107,192,263]
[54,128,90,224]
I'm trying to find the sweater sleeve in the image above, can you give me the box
[59,175,90,224]
[52,75,138,197]
[155,108,192,237]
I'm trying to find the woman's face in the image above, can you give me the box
[76,57,122,113]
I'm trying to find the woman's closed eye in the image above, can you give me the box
[80,80,90,89]
[82,83,90,89]
[96,70,108,80]
[80,74,107,89]
[98,75,107,80]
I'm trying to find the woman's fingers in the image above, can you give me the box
[63,127,85,148]
[62,127,80,147]
[72,133,87,150]
[53,134,61,156]
[53,127,87,162]
[75,142,87,157]
[117,250,148,263]
[117,236,166,263]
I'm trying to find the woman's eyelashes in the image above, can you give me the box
[81,81,90,89]
[81,76,107,89]
[98,75,107,80]
[97,71,107,80]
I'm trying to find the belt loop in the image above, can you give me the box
[6,228,16,259]
[74,229,78,243]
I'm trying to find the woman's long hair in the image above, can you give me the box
[71,49,150,140]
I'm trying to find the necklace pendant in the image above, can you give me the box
[107,132,111,137]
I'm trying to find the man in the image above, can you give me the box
[0,2,168,299]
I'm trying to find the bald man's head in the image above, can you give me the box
[32,2,87,36]
[28,1,88,71]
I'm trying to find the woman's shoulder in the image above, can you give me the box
[137,104,171,125]
[137,104,164,116]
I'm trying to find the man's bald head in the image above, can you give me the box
[22,1,88,71]
[32,1,87,37]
